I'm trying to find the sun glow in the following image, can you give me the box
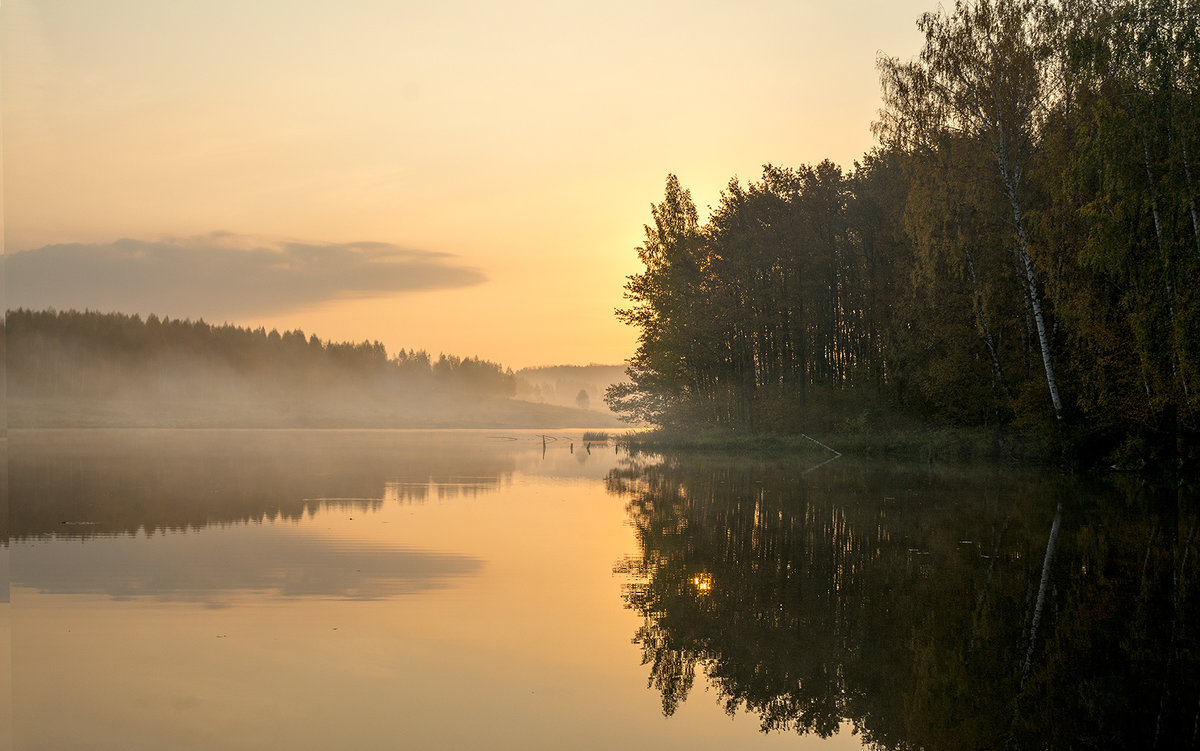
[3,0,931,369]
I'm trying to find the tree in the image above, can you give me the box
[878,0,1066,422]
[1056,0,1200,443]
[607,175,716,427]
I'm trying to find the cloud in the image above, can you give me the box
[11,530,485,604]
[6,232,487,319]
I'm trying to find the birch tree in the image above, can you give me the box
[879,0,1066,421]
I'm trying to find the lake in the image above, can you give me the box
[4,429,1197,749]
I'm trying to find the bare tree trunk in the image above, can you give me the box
[1020,502,1063,687]
[1141,125,1192,399]
[965,244,1014,402]
[1008,502,1063,747]
[1179,133,1200,255]
[1008,193,1064,421]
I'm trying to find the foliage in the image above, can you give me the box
[5,308,518,426]
[607,0,1200,470]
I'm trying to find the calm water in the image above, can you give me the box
[3,430,1197,749]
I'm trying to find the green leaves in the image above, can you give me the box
[611,0,1198,462]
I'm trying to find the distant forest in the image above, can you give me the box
[5,309,620,428]
[607,0,1199,467]
[515,364,631,415]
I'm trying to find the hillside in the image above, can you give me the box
[515,364,630,418]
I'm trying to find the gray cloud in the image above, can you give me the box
[6,232,487,319]
[12,530,485,604]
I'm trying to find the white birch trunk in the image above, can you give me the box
[1008,502,1063,747]
[1179,133,1200,255]
[1007,189,1064,421]
[1019,502,1062,689]
[990,83,1063,420]
[1141,125,1190,398]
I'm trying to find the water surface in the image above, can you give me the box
[5,430,1197,749]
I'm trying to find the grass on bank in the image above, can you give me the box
[609,387,1065,466]
[615,425,1050,465]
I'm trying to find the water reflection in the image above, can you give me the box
[9,429,518,538]
[13,530,483,605]
[1,437,10,593]
[8,430,518,604]
[608,453,1200,749]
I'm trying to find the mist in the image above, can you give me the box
[515,364,631,419]
[6,309,625,430]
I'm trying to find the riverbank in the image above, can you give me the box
[616,425,1047,465]
[616,422,1200,479]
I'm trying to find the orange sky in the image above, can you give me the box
[3,0,931,368]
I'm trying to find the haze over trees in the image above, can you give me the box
[606,0,1199,466]
[515,364,630,417]
[6,309,622,428]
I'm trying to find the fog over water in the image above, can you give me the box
[6,430,1196,749]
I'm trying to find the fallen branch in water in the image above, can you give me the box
[799,433,842,474]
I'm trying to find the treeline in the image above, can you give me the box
[7,308,515,398]
[515,364,630,414]
[5,309,518,426]
[607,0,1199,465]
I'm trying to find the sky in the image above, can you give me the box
[3,0,933,369]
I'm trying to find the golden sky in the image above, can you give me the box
[4,0,931,368]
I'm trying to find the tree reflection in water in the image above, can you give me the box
[8,429,516,539]
[607,454,1198,749]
